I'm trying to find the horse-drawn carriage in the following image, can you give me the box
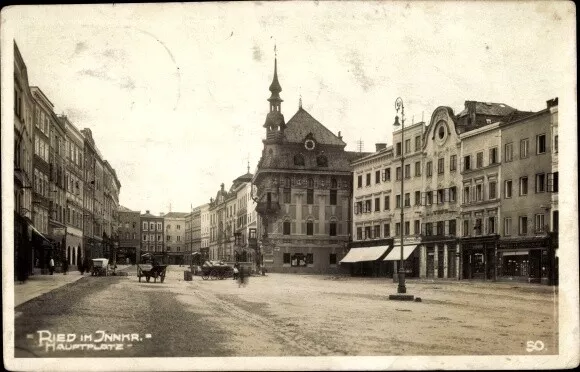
[200,260,233,280]
[137,253,167,283]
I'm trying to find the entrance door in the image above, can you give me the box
[448,249,456,279]
[437,248,444,278]
[426,249,435,278]
[529,249,542,283]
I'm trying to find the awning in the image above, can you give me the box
[339,246,389,264]
[29,225,51,244]
[383,245,419,261]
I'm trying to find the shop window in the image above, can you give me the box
[306,253,313,265]
[283,253,291,264]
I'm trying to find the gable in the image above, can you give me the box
[284,108,346,147]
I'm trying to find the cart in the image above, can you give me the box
[91,258,110,276]
[200,261,233,280]
[137,253,168,283]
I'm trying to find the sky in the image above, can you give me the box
[4,1,575,215]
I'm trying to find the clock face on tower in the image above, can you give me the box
[304,139,316,151]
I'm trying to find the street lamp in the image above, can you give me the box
[389,97,414,301]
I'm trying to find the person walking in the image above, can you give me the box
[62,258,69,275]
[49,256,55,275]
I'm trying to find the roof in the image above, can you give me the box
[141,211,159,218]
[457,101,516,117]
[346,151,374,163]
[501,110,536,124]
[284,108,346,146]
[118,205,138,213]
[233,172,253,184]
[163,212,189,218]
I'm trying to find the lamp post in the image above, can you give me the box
[389,97,414,301]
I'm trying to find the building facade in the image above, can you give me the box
[140,211,164,262]
[118,206,140,264]
[163,212,188,264]
[252,57,366,273]
[200,203,210,259]
[14,42,36,280]
[62,116,85,268]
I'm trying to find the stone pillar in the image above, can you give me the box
[433,244,439,278]
[420,244,427,278]
[296,194,302,234]
[443,244,448,278]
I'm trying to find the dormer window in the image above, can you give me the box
[293,154,305,166]
[316,155,328,167]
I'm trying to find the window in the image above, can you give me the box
[449,220,457,236]
[374,225,381,239]
[329,222,337,236]
[143,235,147,241]
[395,223,401,236]
[384,224,390,237]
[405,139,411,154]
[435,221,444,235]
[489,181,497,199]
[307,189,314,204]
[520,139,529,158]
[396,142,402,156]
[474,218,482,235]
[535,214,545,233]
[426,191,433,205]
[364,200,371,213]
[364,226,371,239]
[463,220,469,237]
[554,135,558,153]
[425,222,433,236]
[177,236,181,242]
[404,221,410,235]
[384,195,390,210]
[374,197,380,212]
[488,217,496,234]
[536,134,546,154]
[463,186,470,203]
[356,227,362,240]
[411,220,419,235]
[306,220,314,235]
[503,143,513,162]
[415,191,421,206]
[396,167,402,181]
[547,172,559,192]
[488,147,498,165]
[283,221,291,235]
[463,156,471,171]
[375,170,380,184]
[283,253,291,264]
[476,184,483,201]
[330,189,337,205]
[476,152,483,168]
[143,222,148,230]
[505,180,513,198]
[404,193,410,207]
[167,235,171,241]
[519,216,528,235]
[383,168,391,182]
[426,161,433,177]
[435,158,443,174]
[404,164,411,179]
[284,188,291,203]
[316,155,328,167]
[366,173,371,186]
[535,173,545,193]
[396,195,401,209]
[329,254,337,265]
[449,154,457,172]
[519,177,528,196]
[294,154,305,166]
[415,161,421,177]
[415,135,421,151]
[449,186,457,202]
[437,189,445,204]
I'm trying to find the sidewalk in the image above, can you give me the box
[14,272,86,307]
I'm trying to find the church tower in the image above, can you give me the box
[263,55,286,141]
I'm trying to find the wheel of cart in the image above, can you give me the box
[210,269,219,280]
[201,271,209,280]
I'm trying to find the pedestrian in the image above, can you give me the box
[49,256,55,275]
[233,264,239,281]
[62,258,69,275]
[238,265,247,288]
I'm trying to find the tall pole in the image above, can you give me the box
[396,97,406,294]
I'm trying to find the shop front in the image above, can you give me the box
[341,238,393,277]
[460,235,499,281]
[498,236,555,285]
[383,243,421,279]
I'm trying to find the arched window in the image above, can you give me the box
[331,178,337,189]
[293,154,305,166]
[316,155,328,167]
[307,178,314,188]
[284,177,291,188]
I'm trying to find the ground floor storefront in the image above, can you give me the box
[65,232,83,269]
[117,246,138,265]
[262,239,349,274]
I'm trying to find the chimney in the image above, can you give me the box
[220,183,225,191]
[547,97,558,108]
[375,143,387,152]
[338,131,343,141]
[146,210,150,214]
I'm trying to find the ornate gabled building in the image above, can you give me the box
[253,56,368,273]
